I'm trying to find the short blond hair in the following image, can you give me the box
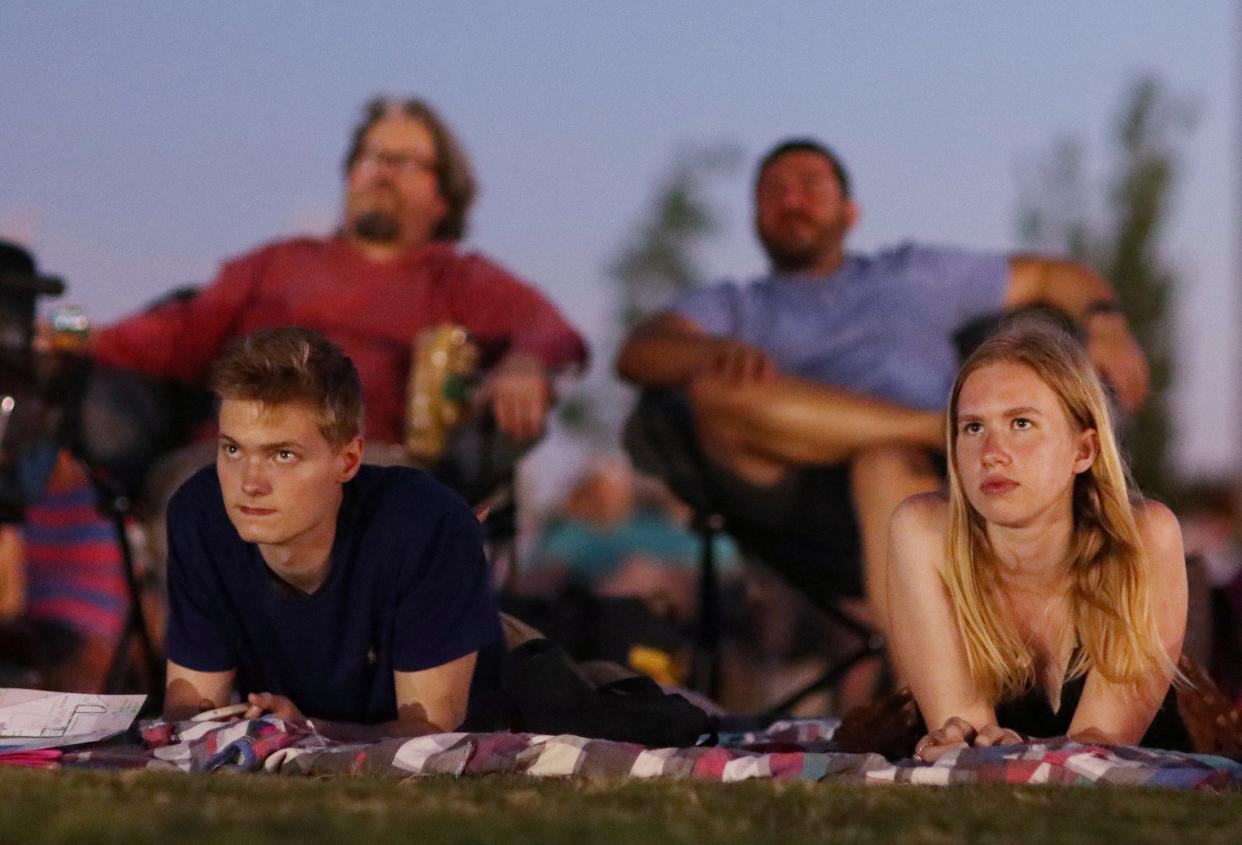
[209,327,363,448]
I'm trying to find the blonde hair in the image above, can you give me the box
[209,327,364,449]
[942,317,1171,703]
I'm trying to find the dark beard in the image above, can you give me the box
[351,211,400,243]
[758,214,844,274]
[759,230,825,273]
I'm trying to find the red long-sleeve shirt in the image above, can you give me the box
[94,236,588,444]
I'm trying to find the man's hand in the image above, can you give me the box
[1085,313,1149,413]
[243,692,304,721]
[0,525,25,620]
[479,351,550,442]
[703,339,776,385]
[1005,258,1149,413]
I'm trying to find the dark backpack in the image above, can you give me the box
[470,637,712,748]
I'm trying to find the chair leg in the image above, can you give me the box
[763,633,885,718]
[689,513,725,700]
[763,600,885,718]
[99,493,163,711]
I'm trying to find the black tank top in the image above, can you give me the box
[995,672,1189,750]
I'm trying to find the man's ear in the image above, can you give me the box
[336,436,364,482]
[843,199,860,232]
[1073,428,1098,475]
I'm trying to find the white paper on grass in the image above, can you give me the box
[0,688,145,751]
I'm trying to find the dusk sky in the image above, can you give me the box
[2,2,1235,500]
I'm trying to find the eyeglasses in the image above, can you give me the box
[353,148,438,176]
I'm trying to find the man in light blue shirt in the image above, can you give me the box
[617,139,1148,638]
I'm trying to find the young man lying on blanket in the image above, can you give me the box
[162,326,504,741]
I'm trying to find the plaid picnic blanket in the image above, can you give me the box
[12,717,1242,790]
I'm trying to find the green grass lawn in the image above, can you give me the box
[2,769,1241,844]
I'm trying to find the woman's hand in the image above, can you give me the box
[972,724,1026,748]
[914,719,1028,763]
[913,716,977,763]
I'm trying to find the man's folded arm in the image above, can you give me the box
[304,652,480,743]
[92,250,269,382]
[1005,255,1117,317]
[617,312,770,387]
[1005,255,1149,411]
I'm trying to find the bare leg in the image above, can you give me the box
[850,446,942,637]
[824,447,941,707]
[688,373,942,483]
[680,379,943,708]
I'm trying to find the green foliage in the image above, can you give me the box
[553,389,613,440]
[1016,136,1093,262]
[1017,76,1196,500]
[1104,79,1197,500]
[556,143,740,441]
[609,143,741,328]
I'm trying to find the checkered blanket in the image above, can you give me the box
[14,717,1242,790]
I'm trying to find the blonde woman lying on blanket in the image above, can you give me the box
[887,318,1188,763]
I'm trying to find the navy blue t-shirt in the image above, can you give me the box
[165,463,503,724]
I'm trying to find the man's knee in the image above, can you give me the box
[686,373,770,431]
[686,377,789,485]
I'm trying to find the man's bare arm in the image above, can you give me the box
[0,526,25,620]
[1006,255,1118,317]
[1006,256,1149,411]
[619,311,942,473]
[394,651,478,732]
[242,652,480,742]
[164,660,236,721]
[616,312,774,387]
